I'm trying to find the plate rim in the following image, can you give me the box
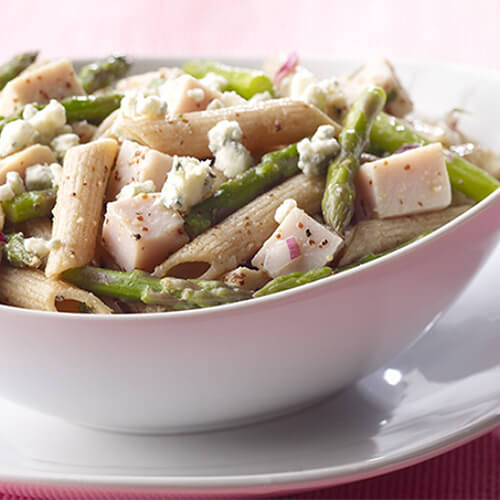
[0,410,498,495]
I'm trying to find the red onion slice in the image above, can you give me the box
[274,52,299,84]
[0,231,7,245]
[286,236,301,260]
[394,144,422,154]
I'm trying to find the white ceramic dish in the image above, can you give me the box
[0,243,498,498]
[0,58,499,433]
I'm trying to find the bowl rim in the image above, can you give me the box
[1,56,499,320]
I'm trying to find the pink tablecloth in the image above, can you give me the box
[1,0,499,498]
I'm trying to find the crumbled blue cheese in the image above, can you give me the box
[117,180,156,200]
[50,133,80,160]
[25,163,62,190]
[23,237,61,267]
[297,125,339,176]
[24,237,52,259]
[158,156,215,212]
[0,171,25,201]
[200,72,228,92]
[274,199,297,223]
[6,171,25,195]
[0,120,38,157]
[0,184,15,202]
[186,87,205,103]
[249,91,273,104]
[206,91,246,110]
[121,91,167,119]
[27,99,67,144]
[208,120,253,178]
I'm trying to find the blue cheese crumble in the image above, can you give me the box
[297,125,339,176]
[0,120,38,157]
[208,120,253,178]
[25,163,62,190]
[158,156,215,212]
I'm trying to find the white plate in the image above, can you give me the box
[0,243,498,498]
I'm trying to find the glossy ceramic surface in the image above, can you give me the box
[0,58,499,432]
[0,241,498,497]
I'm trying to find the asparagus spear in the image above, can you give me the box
[62,266,252,310]
[2,232,39,268]
[62,93,124,124]
[322,86,386,234]
[0,51,38,90]
[253,267,333,298]
[2,189,56,223]
[79,56,131,94]
[183,60,274,99]
[0,93,123,133]
[369,112,500,201]
[185,143,300,238]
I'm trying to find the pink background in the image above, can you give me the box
[1,0,499,498]
[0,0,499,69]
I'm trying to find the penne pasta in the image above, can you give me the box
[113,99,341,158]
[153,174,325,280]
[339,205,471,266]
[0,264,112,313]
[45,138,118,278]
[0,144,56,184]
[10,216,52,239]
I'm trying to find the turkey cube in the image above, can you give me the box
[252,207,343,277]
[107,140,173,199]
[0,60,84,116]
[355,143,451,220]
[102,193,188,272]
[160,74,220,115]
[343,57,413,118]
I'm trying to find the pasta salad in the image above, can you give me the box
[0,52,498,313]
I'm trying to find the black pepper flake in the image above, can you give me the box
[134,234,142,240]
[305,228,312,237]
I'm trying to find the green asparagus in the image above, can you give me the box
[79,56,131,94]
[62,93,124,124]
[2,233,38,268]
[2,189,56,223]
[185,143,300,238]
[253,267,333,298]
[183,60,274,99]
[0,51,38,90]
[369,112,500,201]
[62,266,252,310]
[0,93,123,134]
[322,86,386,234]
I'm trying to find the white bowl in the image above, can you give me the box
[0,58,499,433]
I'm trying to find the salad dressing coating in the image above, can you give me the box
[0,52,497,313]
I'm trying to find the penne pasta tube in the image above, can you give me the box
[339,205,472,267]
[0,144,56,184]
[10,216,52,239]
[45,138,118,278]
[113,99,341,158]
[153,174,325,280]
[0,265,112,313]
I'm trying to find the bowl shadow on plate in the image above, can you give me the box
[0,386,395,473]
[387,314,500,385]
